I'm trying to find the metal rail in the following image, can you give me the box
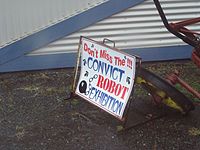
[153,0,200,54]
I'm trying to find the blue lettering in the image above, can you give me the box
[93,59,99,71]
[86,57,125,82]
[87,85,124,116]
[88,57,93,69]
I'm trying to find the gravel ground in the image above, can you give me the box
[0,60,199,150]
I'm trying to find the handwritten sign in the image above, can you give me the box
[75,37,136,119]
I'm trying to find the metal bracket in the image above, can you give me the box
[103,38,115,48]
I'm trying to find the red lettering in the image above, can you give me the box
[108,80,116,93]
[96,74,104,88]
[103,78,110,90]
[84,43,88,51]
[84,43,94,57]
[120,87,129,99]
[114,84,122,96]
[96,75,129,100]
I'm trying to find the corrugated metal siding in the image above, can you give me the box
[29,0,200,56]
[0,0,107,48]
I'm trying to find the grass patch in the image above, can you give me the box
[188,127,200,136]
[175,83,200,102]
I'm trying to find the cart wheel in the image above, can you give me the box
[136,67,195,114]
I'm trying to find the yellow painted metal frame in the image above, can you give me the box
[136,76,184,113]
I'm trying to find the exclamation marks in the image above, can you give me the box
[127,58,132,69]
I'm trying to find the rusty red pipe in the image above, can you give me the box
[166,71,200,100]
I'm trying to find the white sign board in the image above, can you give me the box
[75,37,136,119]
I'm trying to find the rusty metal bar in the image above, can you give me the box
[192,51,200,67]
[172,17,200,28]
[153,0,200,49]
[72,37,82,94]
[166,71,200,100]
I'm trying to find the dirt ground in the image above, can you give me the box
[0,60,200,150]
